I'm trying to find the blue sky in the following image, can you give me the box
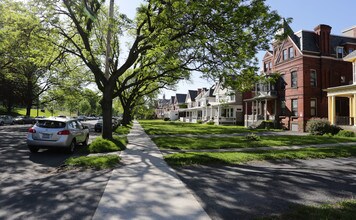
[115,0,356,98]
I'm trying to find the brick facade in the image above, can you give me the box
[262,24,356,131]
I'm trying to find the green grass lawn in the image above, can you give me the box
[65,155,120,169]
[139,120,278,135]
[164,145,356,166]
[6,108,72,117]
[152,135,356,150]
[260,199,356,220]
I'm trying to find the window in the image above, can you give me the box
[310,99,316,116]
[291,71,297,88]
[280,75,286,90]
[349,48,354,54]
[269,62,272,69]
[283,49,288,60]
[292,99,298,116]
[289,47,294,59]
[310,70,317,87]
[221,109,226,117]
[280,100,286,116]
[230,94,235,102]
[264,62,268,71]
[337,47,344,58]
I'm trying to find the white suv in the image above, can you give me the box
[27,117,89,153]
[0,115,14,125]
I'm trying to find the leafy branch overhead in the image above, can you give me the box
[31,0,284,138]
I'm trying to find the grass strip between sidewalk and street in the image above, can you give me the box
[164,145,356,166]
[65,155,120,169]
[260,199,356,220]
[152,135,356,150]
[65,135,127,170]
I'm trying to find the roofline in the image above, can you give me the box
[342,25,356,33]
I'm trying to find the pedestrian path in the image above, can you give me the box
[93,121,210,220]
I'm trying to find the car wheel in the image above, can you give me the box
[28,146,39,153]
[67,140,76,154]
[82,135,89,146]
[0,121,4,126]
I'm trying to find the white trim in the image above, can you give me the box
[287,35,303,55]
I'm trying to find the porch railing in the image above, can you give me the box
[336,116,354,126]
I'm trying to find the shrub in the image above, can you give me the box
[263,120,274,130]
[197,120,203,124]
[245,133,260,141]
[89,136,126,153]
[336,130,355,137]
[206,120,215,125]
[306,118,341,135]
[163,117,170,121]
[329,125,342,135]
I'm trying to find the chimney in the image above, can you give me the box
[342,26,356,38]
[314,24,332,56]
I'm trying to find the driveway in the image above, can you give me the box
[0,124,111,220]
[173,157,356,220]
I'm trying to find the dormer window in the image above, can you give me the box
[289,47,294,59]
[337,47,344,58]
[283,49,288,60]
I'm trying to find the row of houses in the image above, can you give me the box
[156,83,245,125]
[156,23,356,131]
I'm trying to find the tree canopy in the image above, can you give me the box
[29,0,283,139]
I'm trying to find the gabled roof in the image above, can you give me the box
[175,93,187,104]
[291,27,356,54]
[344,50,356,62]
[170,96,175,105]
[157,98,170,107]
[202,85,216,98]
[188,90,198,102]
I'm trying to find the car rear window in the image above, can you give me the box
[36,120,66,128]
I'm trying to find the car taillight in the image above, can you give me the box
[58,130,70,135]
[28,128,36,133]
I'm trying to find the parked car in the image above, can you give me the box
[0,115,14,125]
[77,115,87,121]
[27,117,90,153]
[94,119,103,132]
[94,119,117,132]
[13,116,36,124]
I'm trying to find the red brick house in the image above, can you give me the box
[245,24,356,131]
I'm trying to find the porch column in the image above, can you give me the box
[217,105,220,125]
[245,102,248,116]
[349,96,354,126]
[354,94,356,126]
[328,96,336,125]
[211,107,213,120]
[274,99,277,117]
[264,99,268,120]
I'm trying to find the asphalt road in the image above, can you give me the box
[0,124,111,220]
[174,158,356,220]
[2,122,356,219]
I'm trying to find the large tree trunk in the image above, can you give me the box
[25,103,32,117]
[121,105,132,126]
[101,89,113,139]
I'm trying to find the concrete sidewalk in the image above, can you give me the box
[93,121,210,220]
